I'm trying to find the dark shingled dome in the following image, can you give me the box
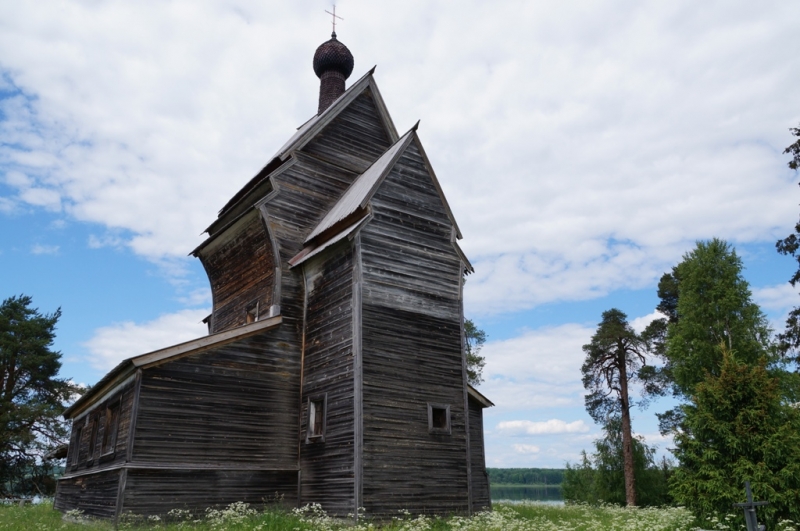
[313,33,354,79]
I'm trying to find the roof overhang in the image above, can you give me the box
[467,385,494,408]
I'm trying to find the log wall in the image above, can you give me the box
[359,140,469,515]
[469,399,491,512]
[299,242,356,515]
[64,379,136,475]
[198,212,275,333]
[54,469,121,519]
[132,332,300,468]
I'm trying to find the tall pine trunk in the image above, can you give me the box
[618,355,637,506]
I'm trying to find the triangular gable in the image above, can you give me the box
[215,68,398,222]
[292,124,473,273]
[274,67,399,161]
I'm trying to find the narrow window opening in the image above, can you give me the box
[306,395,327,442]
[70,425,83,469]
[428,403,451,435]
[87,416,100,464]
[102,399,121,456]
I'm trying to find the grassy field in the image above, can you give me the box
[0,500,701,531]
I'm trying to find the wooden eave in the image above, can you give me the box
[289,211,372,268]
[64,316,283,419]
[304,127,416,243]
[467,385,494,408]
[208,68,397,236]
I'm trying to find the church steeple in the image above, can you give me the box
[313,32,354,114]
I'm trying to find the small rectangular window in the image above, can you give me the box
[306,395,327,442]
[428,403,451,435]
[102,399,121,456]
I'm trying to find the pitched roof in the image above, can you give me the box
[304,127,416,243]
[214,68,397,222]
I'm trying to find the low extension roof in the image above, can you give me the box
[64,316,283,419]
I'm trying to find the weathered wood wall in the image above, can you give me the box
[302,90,393,174]
[198,211,275,333]
[63,379,136,475]
[359,140,469,515]
[469,399,491,512]
[299,241,355,515]
[121,469,297,517]
[132,332,299,467]
[54,469,122,519]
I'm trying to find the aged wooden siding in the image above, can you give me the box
[198,212,275,333]
[301,89,393,174]
[469,399,491,512]
[54,469,121,519]
[299,241,355,515]
[64,379,136,475]
[132,332,299,467]
[359,140,469,515]
[122,469,297,516]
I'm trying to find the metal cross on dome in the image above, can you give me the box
[325,5,343,34]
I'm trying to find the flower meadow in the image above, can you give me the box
[0,499,785,531]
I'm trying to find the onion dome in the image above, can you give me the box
[313,32,354,114]
[313,32,355,79]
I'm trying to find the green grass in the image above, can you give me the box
[0,500,701,531]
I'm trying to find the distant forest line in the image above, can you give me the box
[487,468,565,485]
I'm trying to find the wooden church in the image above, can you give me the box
[55,31,493,521]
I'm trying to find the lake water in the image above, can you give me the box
[490,485,563,503]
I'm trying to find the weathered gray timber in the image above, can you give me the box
[56,56,493,520]
[299,241,356,514]
[469,398,491,512]
[359,138,469,516]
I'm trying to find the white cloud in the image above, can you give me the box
[512,444,541,455]
[83,309,210,371]
[753,283,799,313]
[0,0,798,313]
[498,419,590,436]
[479,323,594,412]
[30,243,59,255]
[630,311,666,334]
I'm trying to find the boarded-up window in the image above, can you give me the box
[87,416,100,464]
[306,395,327,442]
[428,403,451,435]
[70,424,83,469]
[102,398,121,456]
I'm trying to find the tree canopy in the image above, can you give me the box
[464,318,486,386]
[670,346,800,529]
[775,124,800,359]
[663,239,772,398]
[581,308,650,506]
[0,295,77,496]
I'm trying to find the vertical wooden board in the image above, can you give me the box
[469,400,491,512]
[356,138,470,515]
[301,90,393,174]
[133,331,300,468]
[122,469,298,517]
[198,212,275,333]
[54,469,122,519]
[299,241,356,515]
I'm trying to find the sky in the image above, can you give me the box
[2,0,800,468]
